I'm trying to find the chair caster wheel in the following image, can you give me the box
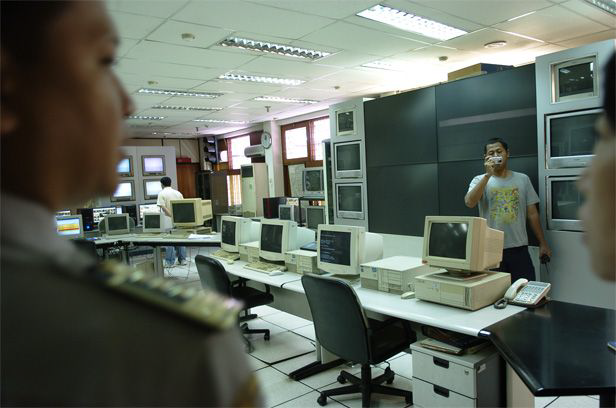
[317,394,327,406]
[337,374,346,384]
[264,333,270,341]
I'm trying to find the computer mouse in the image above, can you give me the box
[268,270,283,276]
[400,291,415,300]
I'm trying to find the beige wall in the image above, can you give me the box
[123,138,200,163]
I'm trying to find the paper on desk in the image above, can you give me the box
[188,234,217,239]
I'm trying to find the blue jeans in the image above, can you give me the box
[165,246,186,266]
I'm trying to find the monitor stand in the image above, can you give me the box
[433,270,488,281]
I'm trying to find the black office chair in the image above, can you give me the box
[302,274,415,407]
[195,255,273,352]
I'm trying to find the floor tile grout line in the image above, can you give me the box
[544,396,560,408]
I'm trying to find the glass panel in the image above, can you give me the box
[336,143,361,171]
[550,112,600,157]
[230,136,251,170]
[285,127,308,159]
[558,62,594,98]
[551,180,583,220]
[312,118,330,161]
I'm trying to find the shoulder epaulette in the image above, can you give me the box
[90,261,243,330]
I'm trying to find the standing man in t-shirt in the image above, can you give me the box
[465,138,552,282]
[157,176,187,267]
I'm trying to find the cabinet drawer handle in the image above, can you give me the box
[433,384,450,398]
[433,357,449,369]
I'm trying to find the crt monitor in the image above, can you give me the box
[93,206,120,225]
[306,206,325,230]
[317,224,383,276]
[139,203,160,223]
[422,216,504,273]
[117,156,133,177]
[143,179,163,200]
[141,155,165,176]
[259,219,315,262]
[334,141,362,178]
[278,204,295,221]
[142,213,164,233]
[110,180,135,202]
[56,215,84,239]
[336,183,363,219]
[303,167,324,197]
[103,213,130,236]
[170,198,213,228]
[221,216,259,253]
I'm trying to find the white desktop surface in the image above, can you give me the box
[225,260,303,287]
[281,279,525,337]
[93,233,221,245]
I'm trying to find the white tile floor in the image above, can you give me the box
[166,250,601,408]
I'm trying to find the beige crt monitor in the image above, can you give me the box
[170,198,213,228]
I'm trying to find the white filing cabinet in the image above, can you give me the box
[411,341,502,407]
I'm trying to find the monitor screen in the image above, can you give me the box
[261,224,283,254]
[558,62,594,98]
[117,158,131,174]
[172,202,196,223]
[142,156,165,174]
[93,207,119,224]
[113,181,133,198]
[56,217,82,237]
[304,170,322,191]
[56,210,71,217]
[144,180,163,197]
[107,215,129,231]
[307,207,325,229]
[319,230,351,266]
[143,213,161,229]
[338,185,362,212]
[337,110,354,133]
[222,220,236,245]
[550,111,599,158]
[139,204,159,221]
[428,222,468,260]
[336,143,361,171]
[279,206,292,220]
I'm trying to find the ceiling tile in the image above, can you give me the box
[243,0,380,19]
[390,45,483,68]
[236,56,341,80]
[106,0,188,18]
[300,21,427,57]
[441,28,547,54]
[146,20,233,48]
[156,95,230,108]
[193,79,287,94]
[125,40,258,68]
[493,5,610,42]
[108,11,164,39]
[556,30,616,48]
[559,0,616,27]
[117,71,206,89]
[117,38,138,57]
[411,0,553,26]
[117,58,225,81]
[310,50,382,68]
[173,1,335,39]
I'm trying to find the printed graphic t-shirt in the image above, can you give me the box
[467,171,539,249]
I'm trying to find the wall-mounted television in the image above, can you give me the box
[336,108,356,137]
[551,55,598,103]
[547,176,583,232]
[143,179,163,200]
[334,141,362,178]
[117,156,133,177]
[336,183,364,220]
[110,180,135,202]
[546,108,601,169]
[141,155,165,176]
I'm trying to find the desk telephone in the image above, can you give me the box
[494,279,551,309]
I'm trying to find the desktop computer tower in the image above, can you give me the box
[240,163,268,217]
[210,170,229,215]
[263,197,287,218]
[77,208,94,232]
[121,204,138,225]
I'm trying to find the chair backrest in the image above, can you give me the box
[301,274,370,364]
[195,255,232,296]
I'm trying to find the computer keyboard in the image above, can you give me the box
[244,261,287,276]
[137,233,165,238]
[210,249,240,262]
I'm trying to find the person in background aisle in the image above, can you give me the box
[465,138,552,282]
[157,176,187,267]
[0,1,261,406]
[579,52,615,282]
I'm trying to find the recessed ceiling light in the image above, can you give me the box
[194,119,248,124]
[484,40,507,48]
[507,11,536,21]
[128,115,165,120]
[219,36,331,60]
[137,88,223,98]
[584,0,616,15]
[357,4,467,41]
[219,73,304,86]
[181,32,196,41]
[151,105,223,111]
[254,96,318,104]
[438,56,449,61]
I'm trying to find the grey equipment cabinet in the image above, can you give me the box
[411,341,502,407]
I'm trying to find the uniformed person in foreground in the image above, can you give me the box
[0,1,261,406]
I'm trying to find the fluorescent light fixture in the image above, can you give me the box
[137,88,222,98]
[357,4,467,41]
[361,60,409,71]
[254,96,318,104]
[584,0,616,15]
[499,30,544,43]
[219,73,304,86]
[151,105,222,111]
[194,119,248,124]
[507,11,536,21]
[219,36,331,60]
[128,115,165,120]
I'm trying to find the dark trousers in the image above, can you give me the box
[495,245,536,282]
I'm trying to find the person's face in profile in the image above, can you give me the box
[578,115,615,281]
[3,1,133,204]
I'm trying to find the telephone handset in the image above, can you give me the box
[494,279,551,309]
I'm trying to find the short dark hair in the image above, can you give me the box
[160,177,171,187]
[484,138,509,154]
[603,52,615,132]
